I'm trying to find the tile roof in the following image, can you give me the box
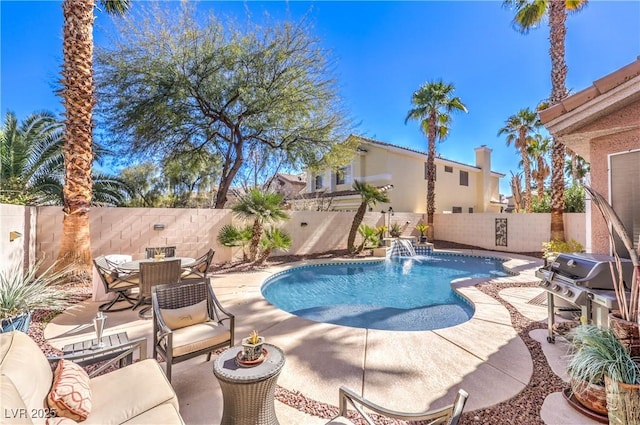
[539,56,640,124]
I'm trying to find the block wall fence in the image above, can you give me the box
[1,203,586,273]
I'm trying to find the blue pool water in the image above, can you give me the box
[261,254,509,331]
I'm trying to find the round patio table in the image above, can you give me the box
[118,257,195,272]
[213,343,285,425]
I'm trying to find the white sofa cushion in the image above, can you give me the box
[0,332,53,425]
[121,403,184,424]
[85,359,178,425]
[1,375,34,425]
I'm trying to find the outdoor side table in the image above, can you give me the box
[213,343,285,425]
[54,332,147,377]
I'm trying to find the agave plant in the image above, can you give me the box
[0,262,71,330]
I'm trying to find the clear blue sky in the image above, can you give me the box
[2,1,639,195]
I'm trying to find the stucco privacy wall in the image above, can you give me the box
[34,207,424,268]
[0,204,36,274]
[6,204,585,270]
[36,207,234,269]
[434,212,586,253]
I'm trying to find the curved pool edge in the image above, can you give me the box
[260,250,533,331]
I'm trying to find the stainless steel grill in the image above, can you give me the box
[535,253,634,343]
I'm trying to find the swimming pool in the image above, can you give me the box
[261,254,509,331]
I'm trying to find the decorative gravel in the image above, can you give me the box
[29,246,565,424]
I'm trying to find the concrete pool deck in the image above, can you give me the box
[44,250,600,424]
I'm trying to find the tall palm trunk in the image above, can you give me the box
[347,202,367,254]
[548,0,568,241]
[536,157,546,200]
[522,150,532,212]
[57,0,96,277]
[426,111,437,240]
[249,219,263,262]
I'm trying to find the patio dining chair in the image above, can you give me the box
[181,249,215,281]
[145,246,177,259]
[93,256,140,312]
[135,259,182,318]
[152,278,234,382]
[326,387,468,425]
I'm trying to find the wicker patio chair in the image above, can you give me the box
[145,246,177,259]
[181,249,215,280]
[93,256,140,312]
[135,259,182,318]
[152,278,235,382]
[326,387,468,425]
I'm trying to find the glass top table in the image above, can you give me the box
[118,257,195,272]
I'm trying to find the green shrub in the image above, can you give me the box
[542,239,584,259]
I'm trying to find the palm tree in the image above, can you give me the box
[405,80,467,238]
[1,111,130,206]
[498,108,539,212]
[527,133,551,200]
[347,180,390,254]
[504,0,588,240]
[564,148,590,185]
[255,227,292,265]
[57,0,131,276]
[232,189,288,262]
[1,111,64,205]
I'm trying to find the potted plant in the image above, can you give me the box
[389,223,402,238]
[0,261,70,333]
[568,325,639,424]
[153,248,166,262]
[241,330,264,361]
[415,223,429,244]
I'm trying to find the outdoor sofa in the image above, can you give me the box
[0,331,184,424]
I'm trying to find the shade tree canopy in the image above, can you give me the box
[97,3,352,208]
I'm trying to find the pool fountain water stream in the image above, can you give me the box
[388,238,417,257]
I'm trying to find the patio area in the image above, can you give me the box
[42,250,601,424]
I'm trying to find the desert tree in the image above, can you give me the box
[97,3,352,209]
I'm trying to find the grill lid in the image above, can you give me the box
[549,253,634,290]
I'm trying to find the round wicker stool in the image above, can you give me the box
[213,343,285,425]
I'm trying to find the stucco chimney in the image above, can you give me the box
[475,145,492,212]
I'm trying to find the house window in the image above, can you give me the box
[459,170,469,186]
[468,207,474,213]
[452,207,462,213]
[445,165,453,173]
[336,165,351,185]
[315,175,323,189]
[424,163,436,181]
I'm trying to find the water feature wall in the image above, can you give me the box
[388,239,417,257]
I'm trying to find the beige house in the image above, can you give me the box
[539,56,640,256]
[302,135,505,213]
[264,173,307,199]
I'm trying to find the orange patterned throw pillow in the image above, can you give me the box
[47,360,92,421]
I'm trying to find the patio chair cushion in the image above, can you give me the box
[169,321,231,357]
[47,360,92,421]
[160,299,208,330]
